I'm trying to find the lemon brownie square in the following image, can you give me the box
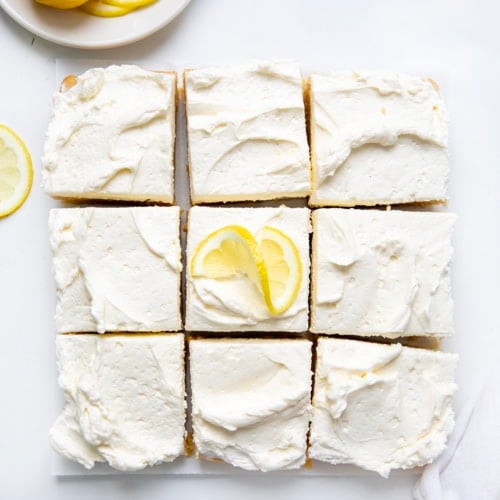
[50,334,186,471]
[189,338,312,471]
[42,65,176,203]
[311,208,456,338]
[309,337,458,477]
[49,206,182,334]
[308,71,449,207]
[185,206,310,332]
[184,60,310,203]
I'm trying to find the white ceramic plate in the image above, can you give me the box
[0,0,191,49]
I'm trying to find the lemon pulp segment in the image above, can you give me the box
[190,225,302,315]
[0,125,33,218]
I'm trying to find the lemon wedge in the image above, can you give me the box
[35,0,88,9]
[0,125,33,218]
[79,0,133,17]
[191,225,302,315]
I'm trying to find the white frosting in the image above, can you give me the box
[309,71,449,206]
[49,207,181,333]
[185,206,310,332]
[190,339,312,471]
[311,208,455,337]
[185,60,310,202]
[310,338,458,477]
[50,334,186,471]
[42,65,176,203]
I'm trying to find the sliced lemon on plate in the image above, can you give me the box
[35,0,89,9]
[79,0,157,16]
[35,0,157,16]
[79,1,133,17]
[104,0,157,7]
[0,125,33,218]
[191,225,302,315]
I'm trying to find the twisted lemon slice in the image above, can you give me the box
[257,226,302,314]
[191,225,302,315]
[0,125,33,218]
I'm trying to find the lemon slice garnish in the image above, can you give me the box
[191,225,265,291]
[191,225,302,315]
[35,0,89,9]
[0,125,33,218]
[257,226,302,314]
[79,0,133,17]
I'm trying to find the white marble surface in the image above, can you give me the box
[0,1,499,499]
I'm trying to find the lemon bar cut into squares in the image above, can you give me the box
[50,334,186,471]
[308,71,449,207]
[309,337,458,477]
[311,208,456,338]
[184,60,310,204]
[189,338,312,471]
[185,206,310,332]
[42,65,176,203]
[49,206,182,334]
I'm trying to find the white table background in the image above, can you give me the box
[1,1,499,499]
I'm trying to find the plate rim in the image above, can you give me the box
[0,0,192,49]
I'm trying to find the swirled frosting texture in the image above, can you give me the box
[311,208,455,337]
[42,65,176,203]
[309,71,449,206]
[50,334,186,471]
[49,206,182,333]
[310,338,457,477]
[185,206,311,332]
[190,339,312,471]
[185,60,310,203]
